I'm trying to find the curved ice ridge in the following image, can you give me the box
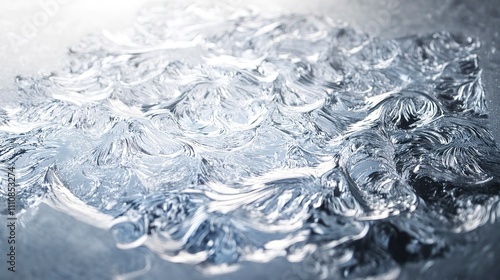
[1,3,500,279]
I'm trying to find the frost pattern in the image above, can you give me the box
[1,3,500,279]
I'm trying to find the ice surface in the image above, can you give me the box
[1,2,500,279]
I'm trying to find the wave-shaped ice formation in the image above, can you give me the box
[1,2,500,279]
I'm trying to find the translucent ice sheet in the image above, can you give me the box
[1,2,500,279]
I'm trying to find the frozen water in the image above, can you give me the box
[1,2,500,279]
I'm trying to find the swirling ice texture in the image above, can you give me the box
[1,2,500,279]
